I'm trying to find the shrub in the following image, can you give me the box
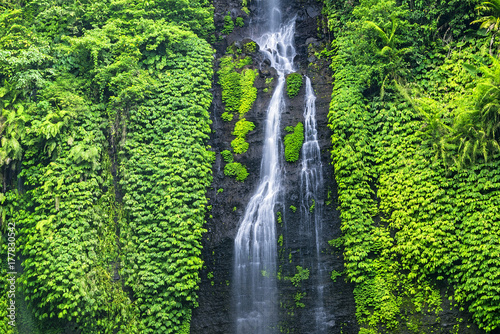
[243,41,257,53]
[286,72,303,98]
[221,150,233,163]
[224,162,249,181]
[232,118,255,154]
[284,122,304,162]
[222,12,234,35]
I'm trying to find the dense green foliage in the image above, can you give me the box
[236,17,245,28]
[221,111,234,122]
[232,118,255,154]
[323,0,500,331]
[218,55,258,115]
[0,0,214,333]
[284,123,304,162]
[221,150,234,163]
[224,162,249,181]
[222,12,234,35]
[286,73,303,98]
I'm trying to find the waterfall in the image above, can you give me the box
[299,77,332,332]
[233,6,296,333]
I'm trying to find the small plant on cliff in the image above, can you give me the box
[284,122,304,162]
[222,12,234,35]
[287,266,310,287]
[331,270,342,282]
[237,57,252,68]
[218,56,257,114]
[236,17,244,27]
[286,72,303,98]
[221,112,234,122]
[221,150,233,163]
[224,162,249,181]
[309,199,315,212]
[243,41,257,53]
[232,118,255,154]
[295,292,306,308]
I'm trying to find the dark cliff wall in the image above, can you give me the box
[190,0,359,333]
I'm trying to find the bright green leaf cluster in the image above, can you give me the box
[286,73,303,98]
[224,162,249,181]
[284,122,304,162]
[221,150,234,163]
[231,118,255,154]
[222,12,234,35]
[221,111,234,122]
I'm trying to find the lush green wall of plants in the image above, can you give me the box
[0,1,214,333]
[322,0,500,331]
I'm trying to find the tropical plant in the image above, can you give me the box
[472,0,500,54]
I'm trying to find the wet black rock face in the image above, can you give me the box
[190,0,358,333]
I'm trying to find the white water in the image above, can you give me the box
[300,77,332,332]
[233,9,297,334]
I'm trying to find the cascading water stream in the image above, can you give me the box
[233,5,296,333]
[299,77,333,333]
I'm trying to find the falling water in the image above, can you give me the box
[233,4,297,333]
[299,77,332,333]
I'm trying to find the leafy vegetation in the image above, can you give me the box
[284,123,304,162]
[243,41,257,53]
[0,1,214,333]
[286,73,303,98]
[231,118,255,154]
[224,162,249,181]
[217,44,257,182]
[222,12,234,35]
[221,111,234,122]
[218,55,258,115]
[236,17,245,27]
[323,0,500,330]
[221,150,234,163]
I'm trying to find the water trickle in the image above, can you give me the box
[299,77,333,333]
[233,8,297,334]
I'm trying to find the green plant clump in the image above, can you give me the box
[222,12,234,35]
[287,266,310,287]
[218,57,258,115]
[243,41,257,53]
[232,118,255,154]
[221,150,234,163]
[236,17,244,27]
[224,162,249,181]
[284,122,304,162]
[221,111,234,122]
[286,73,303,98]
